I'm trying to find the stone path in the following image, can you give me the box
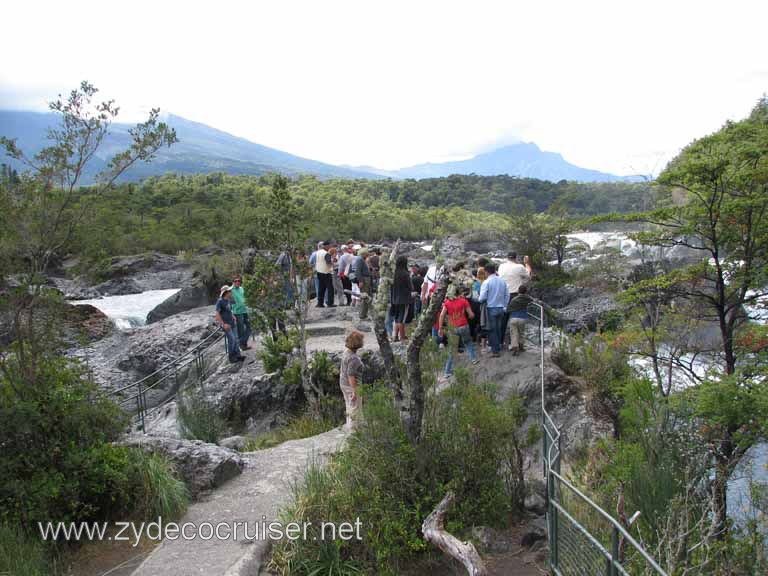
[131,428,348,576]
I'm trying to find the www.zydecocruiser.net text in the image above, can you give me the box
[37,516,364,548]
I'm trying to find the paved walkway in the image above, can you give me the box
[131,428,348,576]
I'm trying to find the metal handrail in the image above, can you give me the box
[531,301,668,576]
[108,326,226,430]
[111,327,224,395]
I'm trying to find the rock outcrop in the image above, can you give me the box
[68,306,219,405]
[146,285,210,324]
[122,436,244,498]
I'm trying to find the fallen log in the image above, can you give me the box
[422,491,488,576]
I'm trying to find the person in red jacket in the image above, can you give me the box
[438,285,478,377]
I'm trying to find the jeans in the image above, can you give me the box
[313,273,320,302]
[386,305,394,336]
[487,307,506,353]
[235,313,251,347]
[224,324,240,358]
[282,279,295,307]
[444,325,476,375]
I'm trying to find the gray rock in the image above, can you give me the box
[146,284,210,324]
[68,306,219,405]
[219,435,247,451]
[524,493,548,515]
[471,526,512,553]
[92,277,144,296]
[521,520,547,548]
[121,436,244,498]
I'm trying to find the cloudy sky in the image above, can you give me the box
[1,0,766,175]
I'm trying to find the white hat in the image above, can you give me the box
[220,285,232,298]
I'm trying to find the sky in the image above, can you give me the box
[1,0,766,176]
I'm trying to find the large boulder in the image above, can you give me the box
[63,302,113,341]
[146,284,210,324]
[121,436,244,498]
[210,369,305,436]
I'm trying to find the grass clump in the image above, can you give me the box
[127,450,189,521]
[0,523,50,576]
[177,387,226,444]
[243,412,341,451]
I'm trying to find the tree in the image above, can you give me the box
[1,81,177,280]
[618,96,768,538]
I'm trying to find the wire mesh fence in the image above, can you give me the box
[531,301,668,576]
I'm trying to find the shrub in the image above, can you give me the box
[270,372,536,574]
[0,353,129,526]
[259,329,300,373]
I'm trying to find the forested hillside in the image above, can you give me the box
[9,172,655,265]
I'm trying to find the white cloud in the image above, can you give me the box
[1,0,766,175]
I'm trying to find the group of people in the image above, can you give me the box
[338,250,535,428]
[430,252,533,378]
[308,239,382,319]
[213,244,536,431]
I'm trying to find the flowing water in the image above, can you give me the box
[69,288,179,330]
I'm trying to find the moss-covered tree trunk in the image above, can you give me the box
[373,241,402,396]
[405,266,448,444]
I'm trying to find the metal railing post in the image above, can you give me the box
[137,377,145,431]
[549,471,559,570]
[609,526,620,576]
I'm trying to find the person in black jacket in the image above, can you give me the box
[390,255,414,342]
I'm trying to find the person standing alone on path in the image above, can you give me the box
[216,285,245,363]
[230,276,252,350]
[339,330,365,431]
[478,262,509,357]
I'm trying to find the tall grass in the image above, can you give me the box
[129,450,189,521]
[177,388,226,444]
[0,523,49,576]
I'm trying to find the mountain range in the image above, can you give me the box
[0,110,635,183]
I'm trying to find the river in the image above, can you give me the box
[69,288,179,330]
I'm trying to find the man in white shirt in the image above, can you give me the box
[498,251,532,350]
[498,252,532,295]
[315,241,335,307]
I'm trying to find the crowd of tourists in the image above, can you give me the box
[214,242,536,430]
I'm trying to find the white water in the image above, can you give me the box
[70,289,179,330]
[566,231,637,256]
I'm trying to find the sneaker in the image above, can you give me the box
[236,356,246,362]
[327,304,337,308]
[316,304,325,308]
[471,359,480,365]
[240,345,252,351]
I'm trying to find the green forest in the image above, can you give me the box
[1,171,657,267]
